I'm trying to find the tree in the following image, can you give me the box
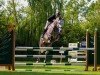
[0,0,7,37]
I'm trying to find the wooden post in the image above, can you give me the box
[94,28,97,71]
[7,24,15,71]
[85,29,89,71]
[8,66,11,70]
[12,30,15,71]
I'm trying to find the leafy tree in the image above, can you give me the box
[0,0,99,47]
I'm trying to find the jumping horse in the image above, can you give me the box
[39,17,63,53]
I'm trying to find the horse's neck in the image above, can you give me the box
[44,18,60,38]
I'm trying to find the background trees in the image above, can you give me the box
[0,0,99,47]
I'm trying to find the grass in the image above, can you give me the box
[0,71,100,75]
[15,65,90,71]
[0,66,100,75]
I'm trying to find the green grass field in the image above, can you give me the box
[0,66,100,75]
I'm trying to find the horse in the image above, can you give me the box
[39,18,63,53]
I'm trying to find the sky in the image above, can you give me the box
[0,0,28,11]
[3,0,28,7]
[15,0,28,7]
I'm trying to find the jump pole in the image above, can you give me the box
[85,29,89,71]
[94,28,97,71]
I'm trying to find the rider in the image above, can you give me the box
[42,11,61,38]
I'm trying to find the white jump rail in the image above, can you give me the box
[15,47,94,51]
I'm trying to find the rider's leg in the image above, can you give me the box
[57,23,62,34]
[59,27,62,33]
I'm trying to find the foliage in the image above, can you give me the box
[0,0,99,47]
